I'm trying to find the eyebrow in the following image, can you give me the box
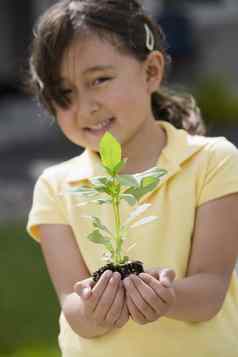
[60,65,115,84]
[82,65,115,75]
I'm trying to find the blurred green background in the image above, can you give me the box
[0,223,60,357]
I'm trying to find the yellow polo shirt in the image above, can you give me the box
[27,121,238,357]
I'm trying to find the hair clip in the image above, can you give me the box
[36,76,44,91]
[144,24,155,52]
[30,59,44,91]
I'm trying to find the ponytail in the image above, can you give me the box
[152,88,206,135]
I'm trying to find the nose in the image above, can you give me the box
[74,92,100,119]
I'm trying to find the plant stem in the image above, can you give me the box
[112,178,122,264]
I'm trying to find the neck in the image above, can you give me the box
[119,119,166,175]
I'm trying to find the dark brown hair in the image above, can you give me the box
[28,0,206,135]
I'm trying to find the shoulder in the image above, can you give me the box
[39,151,86,188]
[189,134,238,163]
[193,135,238,205]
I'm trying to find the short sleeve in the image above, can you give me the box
[27,172,68,242]
[197,139,238,206]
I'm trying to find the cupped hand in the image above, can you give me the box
[123,268,176,325]
[74,270,129,330]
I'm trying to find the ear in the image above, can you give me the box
[144,51,164,94]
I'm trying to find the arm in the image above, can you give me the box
[166,192,238,322]
[39,224,128,338]
[124,193,238,323]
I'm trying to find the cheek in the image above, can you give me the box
[56,107,74,127]
[56,110,77,140]
[106,82,147,114]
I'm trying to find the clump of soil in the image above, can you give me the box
[92,261,144,282]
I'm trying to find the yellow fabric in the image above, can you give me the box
[27,121,238,357]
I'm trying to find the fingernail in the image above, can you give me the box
[139,273,147,279]
[104,270,112,278]
[161,279,171,288]
[81,287,91,300]
[123,277,130,286]
[113,272,121,280]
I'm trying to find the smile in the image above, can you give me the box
[85,118,115,135]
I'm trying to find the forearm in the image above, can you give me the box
[166,273,227,322]
[62,293,112,339]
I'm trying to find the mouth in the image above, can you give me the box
[84,117,115,136]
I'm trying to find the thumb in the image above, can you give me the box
[74,278,94,299]
[144,268,161,280]
[159,269,176,288]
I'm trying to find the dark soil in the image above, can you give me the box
[92,261,144,282]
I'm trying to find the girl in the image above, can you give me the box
[27,1,238,356]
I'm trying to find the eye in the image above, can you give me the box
[56,88,73,108]
[92,77,112,86]
[60,88,73,97]
[59,88,73,102]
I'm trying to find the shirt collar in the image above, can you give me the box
[66,120,208,186]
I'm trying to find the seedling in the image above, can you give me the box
[70,132,167,280]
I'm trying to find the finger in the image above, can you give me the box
[159,269,176,288]
[124,277,155,321]
[126,293,146,325]
[81,286,92,300]
[144,268,161,280]
[74,277,94,299]
[92,269,113,296]
[93,272,121,321]
[130,275,162,315]
[139,273,176,306]
[105,281,124,325]
[84,270,113,310]
[115,300,129,328]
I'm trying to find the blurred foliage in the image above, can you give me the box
[0,223,60,356]
[193,76,238,125]
[0,345,59,357]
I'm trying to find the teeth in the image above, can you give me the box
[90,119,111,130]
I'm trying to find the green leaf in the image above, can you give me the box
[88,176,112,194]
[130,216,158,228]
[87,229,110,244]
[123,187,144,201]
[107,181,121,196]
[135,167,167,181]
[120,193,137,206]
[124,177,160,201]
[105,166,115,176]
[87,230,114,253]
[141,178,159,192]
[92,217,113,236]
[68,187,100,205]
[89,176,110,186]
[141,176,158,188]
[113,158,127,175]
[99,132,122,173]
[81,215,112,236]
[94,186,108,193]
[68,186,98,196]
[95,198,112,205]
[76,195,110,207]
[118,175,139,187]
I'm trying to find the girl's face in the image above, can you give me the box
[55,34,162,153]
